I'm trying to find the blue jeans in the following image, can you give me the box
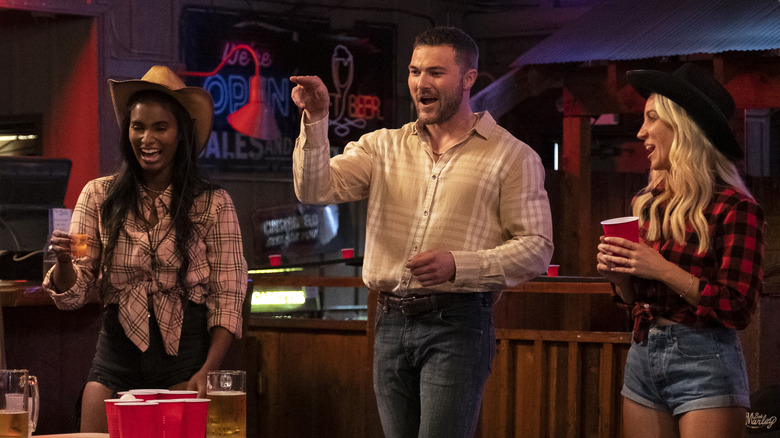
[373,294,495,438]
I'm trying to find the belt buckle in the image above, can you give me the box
[400,295,419,316]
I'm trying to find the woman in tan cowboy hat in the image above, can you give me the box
[43,66,247,432]
[596,63,764,437]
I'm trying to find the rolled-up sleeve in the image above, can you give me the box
[205,190,248,338]
[451,149,553,289]
[43,179,103,309]
[696,198,763,329]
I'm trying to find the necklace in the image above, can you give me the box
[141,184,166,195]
[146,222,173,271]
[142,188,172,271]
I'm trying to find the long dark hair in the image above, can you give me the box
[98,89,214,294]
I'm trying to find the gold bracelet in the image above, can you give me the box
[680,275,696,299]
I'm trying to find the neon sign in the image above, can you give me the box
[182,8,395,172]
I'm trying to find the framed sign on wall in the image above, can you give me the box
[180,7,396,174]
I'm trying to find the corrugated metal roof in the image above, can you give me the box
[511,0,780,68]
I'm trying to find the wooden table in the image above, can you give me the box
[35,434,109,438]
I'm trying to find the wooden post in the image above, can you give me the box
[561,112,593,277]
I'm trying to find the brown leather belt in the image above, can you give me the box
[379,292,491,316]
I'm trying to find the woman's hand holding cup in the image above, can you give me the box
[49,230,89,263]
[49,230,73,263]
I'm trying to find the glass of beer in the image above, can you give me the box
[70,233,89,258]
[206,370,246,438]
[0,370,39,438]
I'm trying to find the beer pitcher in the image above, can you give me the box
[0,369,39,438]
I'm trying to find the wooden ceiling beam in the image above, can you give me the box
[471,65,563,118]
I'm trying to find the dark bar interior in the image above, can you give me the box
[1,1,779,437]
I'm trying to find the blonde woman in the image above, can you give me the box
[596,63,764,438]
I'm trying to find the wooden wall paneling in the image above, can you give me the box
[562,67,627,118]
[526,339,546,437]
[313,332,357,435]
[566,340,582,437]
[493,292,565,330]
[477,338,514,438]
[598,342,615,437]
[7,23,49,114]
[718,55,780,109]
[350,330,374,436]
[247,281,632,438]
[546,342,560,436]
[478,329,630,438]
[250,324,376,437]
[561,115,593,277]
[582,342,605,436]
[616,345,628,434]
[550,341,575,436]
[253,330,280,436]
[3,303,102,434]
[752,296,780,390]
[562,294,589,331]
[243,336,260,438]
[590,172,644,230]
[509,338,537,437]
[279,330,323,435]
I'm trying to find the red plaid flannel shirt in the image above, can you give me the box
[617,184,764,343]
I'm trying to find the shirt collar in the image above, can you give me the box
[412,110,494,139]
[138,184,172,207]
[472,111,494,139]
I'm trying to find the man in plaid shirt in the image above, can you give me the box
[291,27,553,438]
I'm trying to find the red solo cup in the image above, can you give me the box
[182,398,210,438]
[118,389,166,401]
[157,390,199,399]
[341,248,355,259]
[155,399,185,438]
[117,401,158,438]
[268,254,282,266]
[547,265,559,277]
[600,216,640,243]
[104,398,125,438]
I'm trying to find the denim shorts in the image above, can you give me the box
[622,323,750,416]
[88,301,210,393]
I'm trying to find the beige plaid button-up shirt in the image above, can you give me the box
[43,176,247,355]
[293,111,553,295]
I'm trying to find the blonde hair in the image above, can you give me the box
[632,94,752,254]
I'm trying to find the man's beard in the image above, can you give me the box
[416,79,463,125]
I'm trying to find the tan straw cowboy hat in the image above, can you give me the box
[108,66,214,152]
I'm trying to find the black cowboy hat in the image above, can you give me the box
[626,63,743,161]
